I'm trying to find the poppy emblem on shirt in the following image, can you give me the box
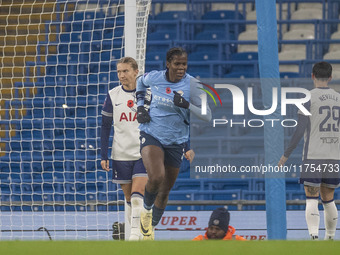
[127,100,134,108]
[166,87,171,94]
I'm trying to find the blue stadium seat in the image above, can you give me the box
[71,21,83,32]
[73,11,95,21]
[9,141,31,151]
[0,172,10,181]
[172,179,203,191]
[147,31,177,41]
[280,72,300,79]
[201,10,245,33]
[193,31,235,52]
[146,41,172,52]
[167,190,195,210]
[186,66,212,78]
[224,70,258,78]
[83,20,95,31]
[108,12,124,24]
[59,33,71,42]
[71,33,81,42]
[231,51,258,61]
[242,191,265,210]
[155,11,189,20]
[226,51,259,76]
[286,190,305,210]
[194,31,228,40]
[285,178,301,191]
[104,17,116,28]
[152,11,188,32]
[146,51,165,62]
[207,179,251,191]
[189,51,220,61]
[145,62,164,72]
[187,51,222,78]
[0,183,11,193]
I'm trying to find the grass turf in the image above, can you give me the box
[1,240,340,255]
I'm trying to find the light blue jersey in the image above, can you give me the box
[137,70,211,145]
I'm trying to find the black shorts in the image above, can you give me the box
[140,131,185,168]
[299,159,340,188]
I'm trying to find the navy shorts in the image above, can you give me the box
[140,131,185,168]
[299,159,340,188]
[112,158,147,184]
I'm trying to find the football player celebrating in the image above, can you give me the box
[136,47,212,240]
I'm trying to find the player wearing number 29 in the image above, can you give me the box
[136,47,212,240]
[278,61,340,240]
[101,57,148,241]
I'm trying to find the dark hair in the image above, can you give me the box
[312,61,332,80]
[166,47,187,63]
[117,57,138,70]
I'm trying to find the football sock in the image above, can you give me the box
[126,201,132,225]
[152,206,165,227]
[305,197,320,238]
[130,192,144,236]
[144,187,157,210]
[322,199,338,240]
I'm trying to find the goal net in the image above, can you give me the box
[0,0,151,240]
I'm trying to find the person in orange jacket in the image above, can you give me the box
[193,207,246,240]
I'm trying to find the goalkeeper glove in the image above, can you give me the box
[173,91,189,109]
[137,106,151,123]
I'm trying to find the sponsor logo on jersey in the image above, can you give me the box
[119,112,137,122]
[321,137,339,144]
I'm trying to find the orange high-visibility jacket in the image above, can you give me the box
[192,226,247,241]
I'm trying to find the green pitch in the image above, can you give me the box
[1,240,340,255]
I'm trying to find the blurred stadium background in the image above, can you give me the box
[0,0,340,240]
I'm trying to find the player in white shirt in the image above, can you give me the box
[101,57,148,240]
[279,61,340,240]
